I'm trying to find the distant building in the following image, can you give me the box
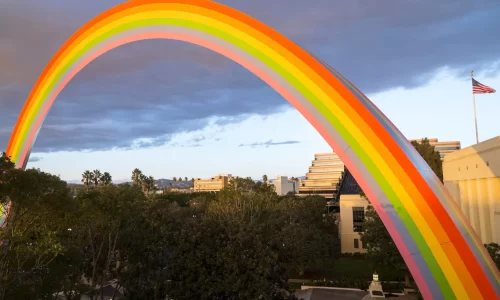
[269,176,301,196]
[297,152,345,201]
[169,187,193,193]
[410,138,461,160]
[443,136,500,245]
[193,174,238,192]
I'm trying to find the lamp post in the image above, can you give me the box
[369,271,385,298]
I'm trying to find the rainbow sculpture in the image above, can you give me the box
[1,1,499,298]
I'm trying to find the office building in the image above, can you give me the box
[443,136,500,244]
[193,174,238,192]
[270,176,301,196]
[410,138,461,160]
[337,168,369,253]
[297,152,345,200]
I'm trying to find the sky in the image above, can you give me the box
[1,0,500,183]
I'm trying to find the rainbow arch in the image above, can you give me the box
[2,0,499,298]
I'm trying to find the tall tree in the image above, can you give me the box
[92,170,102,187]
[172,177,177,182]
[178,177,183,182]
[100,172,112,186]
[410,138,443,182]
[0,168,77,300]
[184,177,188,182]
[82,170,93,191]
[262,174,268,183]
[131,168,142,186]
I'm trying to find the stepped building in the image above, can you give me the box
[297,152,345,201]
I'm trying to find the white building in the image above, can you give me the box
[270,176,301,196]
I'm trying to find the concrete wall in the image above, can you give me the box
[443,136,500,244]
[339,194,369,253]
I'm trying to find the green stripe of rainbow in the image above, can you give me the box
[2,1,499,298]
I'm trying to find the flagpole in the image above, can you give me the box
[471,70,479,144]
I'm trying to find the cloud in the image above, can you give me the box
[238,140,301,148]
[1,0,500,153]
[28,156,43,163]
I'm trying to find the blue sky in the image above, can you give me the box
[1,0,500,182]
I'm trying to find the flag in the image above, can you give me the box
[472,78,496,94]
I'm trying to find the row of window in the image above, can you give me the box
[435,146,460,151]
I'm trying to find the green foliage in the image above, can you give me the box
[410,138,443,182]
[0,165,338,299]
[484,243,500,270]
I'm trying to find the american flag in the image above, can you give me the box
[472,78,496,94]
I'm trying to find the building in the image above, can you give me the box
[338,168,369,253]
[269,176,301,196]
[410,138,461,160]
[193,174,238,192]
[443,136,500,245]
[297,152,345,200]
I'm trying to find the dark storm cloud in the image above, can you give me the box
[1,0,500,153]
[238,140,301,148]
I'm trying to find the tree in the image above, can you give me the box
[92,170,102,187]
[100,172,112,186]
[131,168,142,186]
[172,177,177,182]
[262,174,268,183]
[82,170,93,191]
[485,243,500,270]
[184,177,188,182]
[410,138,443,182]
[178,177,183,182]
[0,167,78,299]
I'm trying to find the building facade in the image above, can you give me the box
[297,152,345,200]
[193,174,238,192]
[337,168,369,253]
[443,136,500,245]
[410,138,461,160]
[270,176,301,196]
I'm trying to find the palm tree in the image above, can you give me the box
[191,178,195,183]
[178,177,183,182]
[185,177,188,181]
[147,176,156,194]
[81,170,92,191]
[131,168,142,186]
[140,174,147,192]
[173,177,177,182]
[92,170,102,187]
[262,174,268,184]
[100,172,112,185]
[141,176,152,194]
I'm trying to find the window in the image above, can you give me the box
[354,238,359,249]
[352,207,365,232]
[435,146,460,151]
